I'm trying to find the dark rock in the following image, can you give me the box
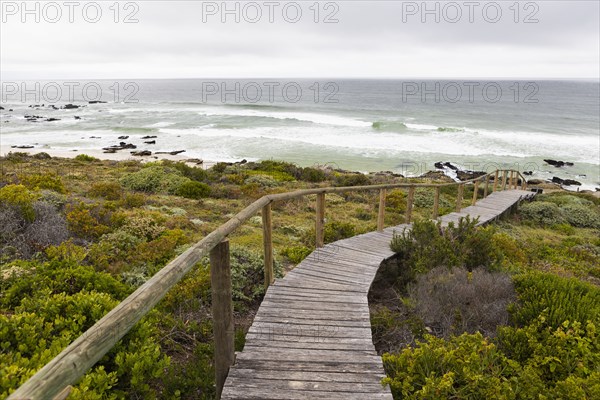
[544,159,574,168]
[9,109,13,112]
[11,145,34,149]
[118,136,129,140]
[63,104,80,109]
[103,148,117,153]
[0,106,3,110]
[523,171,533,176]
[457,170,486,181]
[131,150,152,156]
[552,177,581,186]
[50,105,59,110]
[155,150,186,155]
[141,135,157,139]
[45,118,61,122]
[74,116,81,120]
[89,100,107,104]
[527,179,544,185]
[144,140,156,144]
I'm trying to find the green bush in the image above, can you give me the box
[386,189,406,212]
[66,202,111,239]
[390,217,499,275]
[509,271,600,329]
[120,166,188,194]
[89,181,123,201]
[0,291,168,399]
[175,181,211,199]
[19,173,66,194]
[382,333,519,399]
[75,154,100,162]
[520,201,567,226]
[324,220,356,243]
[334,173,370,187]
[0,184,38,222]
[162,160,208,182]
[561,203,600,228]
[281,246,312,264]
[300,167,326,182]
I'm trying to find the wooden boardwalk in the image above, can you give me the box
[223,189,535,399]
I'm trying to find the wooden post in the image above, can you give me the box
[501,170,508,191]
[471,181,479,206]
[493,170,499,192]
[432,186,440,219]
[405,187,415,224]
[483,175,489,198]
[521,174,527,190]
[377,189,386,232]
[262,204,274,288]
[508,170,514,189]
[210,239,234,400]
[315,193,325,248]
[456,184,464,212]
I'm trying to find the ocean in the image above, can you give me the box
[1,79,598,190]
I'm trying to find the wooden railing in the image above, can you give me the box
[8,169,527,400]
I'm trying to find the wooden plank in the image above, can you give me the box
[227,368,386,384]
[210,240,235,400]
[262,203,274,288]
[316,193,325,248]
[377,188,386,232]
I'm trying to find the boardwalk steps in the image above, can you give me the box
[221,189,535,399]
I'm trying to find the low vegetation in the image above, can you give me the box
[373,192,600,399]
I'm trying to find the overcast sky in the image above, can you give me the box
[1,0,598,79]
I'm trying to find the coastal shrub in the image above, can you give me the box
[75,154,100,162]
[334,173,369,187]
[244,173,279,187]
[45,239,87,264]
[66,202,111,240]
[175,181,211,199]
[19,173,66,194]
[520,201,567,226]
[87,230,143,271]
[162,160,208,182]
[409,266,515,338]
[540,194,593,207]
[390,217,499,275]
[0,291,168,398]
[300,167,326,182]
[386,189,406,212]
[119,166,188,194]
[119,213,165,241]
[324,220,356,243]
[39,189,68,210]
[131,229,188,273]
[281,246,312,264]
[561,203,600,228]
[89,181,123,200]
[0,200,68,260]
[32,152,51,160]
[382,333,519,399]
[0,259,130,309]
[120,193,146,208]
[509,271,600,329]
[252,160,301,179]
[0,184,37,222]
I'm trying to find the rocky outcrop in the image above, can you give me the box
[544,159,574,168]
[551,177,581,186]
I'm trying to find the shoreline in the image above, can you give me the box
[2,145,598,195]
[0,145,217,169]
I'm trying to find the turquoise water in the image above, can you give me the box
[1,79,598,189]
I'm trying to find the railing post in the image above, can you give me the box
[501,170,508,191]
[508,170,514,189]
[315,193,325,248]
[521,173,527,190]
[262,203,274,288]
[432,186,440,219]
[493,170,499,192]
[483,175,489,198]
[405,186,415,224]
[514,171,519,190]
[210,239,234,400]
[456,184,464,212]
[377,189,386,232]
[471,180,479,206]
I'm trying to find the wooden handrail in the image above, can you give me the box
[8,169,527,399]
